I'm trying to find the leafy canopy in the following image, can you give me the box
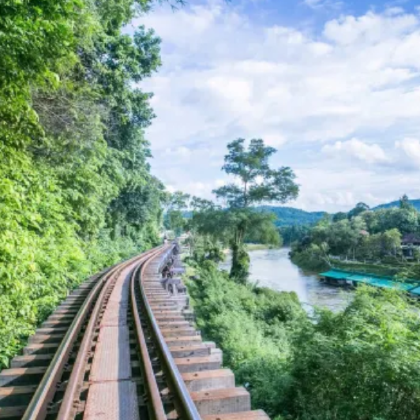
[0,0,168,367]
[189,138,299,282]
[213,139,299,209]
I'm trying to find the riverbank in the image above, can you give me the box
[186,257,420,420]
[236,248,352,310]
[291,248,418,279]
[245,243,280,251]
[334,260,407,276]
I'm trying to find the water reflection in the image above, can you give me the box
[220,248,352,311]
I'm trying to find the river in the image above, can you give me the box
[221,248,352,311]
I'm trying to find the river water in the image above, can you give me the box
[221,248,352,311]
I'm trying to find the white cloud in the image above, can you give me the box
[395,138,420,166]
[165,185,176,193]
[304,0,322,6]
[130,3,420,211]
[384,7,405,17]
[175,180,226,199]
[164,146,192,158]
[323,12,418,45]
[303,0,343,10]
[322,138,389,164]
[260,132,287,147]
[290,167,420,212]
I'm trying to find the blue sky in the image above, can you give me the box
[128,0,420,212]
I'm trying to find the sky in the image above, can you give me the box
[128,0,420,212]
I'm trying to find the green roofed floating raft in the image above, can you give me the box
[319,269,420,295]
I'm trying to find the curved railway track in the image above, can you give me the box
[0,244,270,420]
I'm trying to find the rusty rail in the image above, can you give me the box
[22,247,162,420]
[138,246,202,420]
[130,248,169,420]
[20,243,201,420]
[21,270,111,420]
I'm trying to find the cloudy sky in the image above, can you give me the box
[128,0,420,212]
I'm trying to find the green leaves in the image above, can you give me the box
[0,0,165,368]
[194,138,299,281]
[186,259,304,417]
[214,138,298,209]
[188,254,420,420]
[292,194,420,270]
[288,287,420,420]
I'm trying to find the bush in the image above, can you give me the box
[186,261,306,417]
[187,258,420,420]
[290,245,329,271]
[287,287,420,420]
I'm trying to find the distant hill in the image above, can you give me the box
[184,206,325,227]
[258,206,326,227]
[373,199,420,211]
[185,199,420,229]
[258,198,420,227]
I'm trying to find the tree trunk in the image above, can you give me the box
[229,223,250,284]
[230,241,250,284]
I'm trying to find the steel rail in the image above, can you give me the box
[130,246,170,420]
[21,271,112,420]
[56,246,162,420]
[139,246,202,420]
[22,248,160,420]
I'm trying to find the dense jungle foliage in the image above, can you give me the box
[0,0,170,367]
[186,240,420,420]
[291,197,420,274]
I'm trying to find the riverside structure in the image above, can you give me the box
[320,268,420,296]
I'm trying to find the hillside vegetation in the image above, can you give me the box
[186,185,420,420]
[258,198,420,230]
[186,253,420,420]
[291,198,420,276]
[0,0,167,367]
[374,198,420,211]
[258,206,326,227]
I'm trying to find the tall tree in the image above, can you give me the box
[213,138,299,281]
[348,202,370,219]
[399,194,412,210]
[333,212,347,222]
[163,191,190,235]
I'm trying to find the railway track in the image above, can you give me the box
[0,244,270,420]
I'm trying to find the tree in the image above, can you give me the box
[0,0,168,367]
[348,216,367,259]
[279,225,311,246]
[214,139,298,208]
[381,228,402,257]
[361,210,378,233]
[348,202,369,219]
[288,287,420,420]
[332,212,347,222]
[165,191,190,211]
[213,139,298,281]
[163,191,190,235]
[399,194,413,210]
[387,208,418,234]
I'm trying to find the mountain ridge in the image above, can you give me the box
[373,199,420,211]
[259,198,420,227]
[257,205,326,227]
